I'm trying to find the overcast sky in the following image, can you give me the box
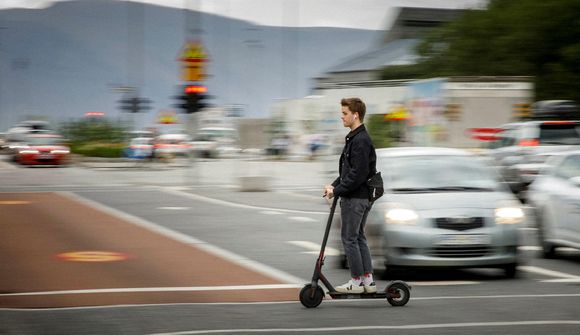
[0,0,487,30]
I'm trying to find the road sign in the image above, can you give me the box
[158,110,179,124]
[180,41,207,82]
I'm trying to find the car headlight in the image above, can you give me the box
[495,201,524,224]
[384,205,418,225]
[51,150,70,154]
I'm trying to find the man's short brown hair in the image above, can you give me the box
[341,98,366,121]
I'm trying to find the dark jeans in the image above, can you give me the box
[340,197,373,278]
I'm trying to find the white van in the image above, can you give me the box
[190,127,240,158]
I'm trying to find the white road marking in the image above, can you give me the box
[148,320,580,334]
[163,187,327,215]
[0,284,303,297]
[288,216,317,222]
[59,191,307,285]
[414,293,580,300]
[260,210,283,215]
[5,293,580,311]
[519,265,580,280]
[408,281,479,286]
[157,206,190,210]
[542,278,580,283]
[287,241,339,256]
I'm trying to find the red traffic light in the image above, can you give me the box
[184,85,207,94]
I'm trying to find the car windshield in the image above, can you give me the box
[132,139,152,145]
[554,154,580,179]
[27,137,65,146]
[381,155,499,192]
[538,124,580,145]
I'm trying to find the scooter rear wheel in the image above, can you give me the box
[299,284,324,308]
[386,282,410,306]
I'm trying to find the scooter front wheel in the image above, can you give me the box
[386,281,410,306]
[299,284,325,308]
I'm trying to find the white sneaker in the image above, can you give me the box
[335,279,364,294]
[364,281,377,293]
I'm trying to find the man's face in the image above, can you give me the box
[341,106,356,128]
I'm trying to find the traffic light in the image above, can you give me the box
[175,85,210,114]
[119,96,152,114]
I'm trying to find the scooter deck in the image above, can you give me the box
[328,291,389,299]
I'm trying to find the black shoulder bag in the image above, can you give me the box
[367,170,384,202]
[367,143,383,202]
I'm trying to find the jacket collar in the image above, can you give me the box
[345,124,366,141]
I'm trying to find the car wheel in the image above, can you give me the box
[536,208,557,259]
[503,263,518,278]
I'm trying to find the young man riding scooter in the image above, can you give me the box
[324,97,377,294]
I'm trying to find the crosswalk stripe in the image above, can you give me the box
[289,216,317,222]
[287,241,339,256]
[519,265,580,280]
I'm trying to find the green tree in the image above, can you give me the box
[381,0,580,102]
[366,114,398,148]
[60,118,129,157]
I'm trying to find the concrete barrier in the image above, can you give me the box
[238,176,272,192]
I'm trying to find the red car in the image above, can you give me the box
[14,134,70,166]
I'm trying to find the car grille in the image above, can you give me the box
[430,246,492,258]
[434,217,485,231]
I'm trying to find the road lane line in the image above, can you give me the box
[287,241,339,256]
[407,281,479,286]
[0,284,303,297]
[288,216,317,222]
[4,293,580,311]
[59,191,307,285]
[157,206,191,210]
[542,278,580,283]
[519,265,580,280]
[148,320,580,334]
[163,187,327,215]
[259,210,283,215]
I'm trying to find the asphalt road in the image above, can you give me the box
[1,155,580,334]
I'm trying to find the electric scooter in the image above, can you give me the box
[299,197,411,308]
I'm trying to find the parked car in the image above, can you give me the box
[154,134,192,157]
[526,150,580,258]
[125,137,154,159]
[189,134,220,158]
[13,134,70,166]
[488,120,580,196]
[336,147,524,278]
[190,127,241,158]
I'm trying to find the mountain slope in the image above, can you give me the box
[0,0,381,130]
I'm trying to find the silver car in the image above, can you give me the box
[338,147,525,278]
[526,150,580,258]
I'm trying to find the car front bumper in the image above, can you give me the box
[378,225,520,268]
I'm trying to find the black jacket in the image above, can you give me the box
[331,124,377,199]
